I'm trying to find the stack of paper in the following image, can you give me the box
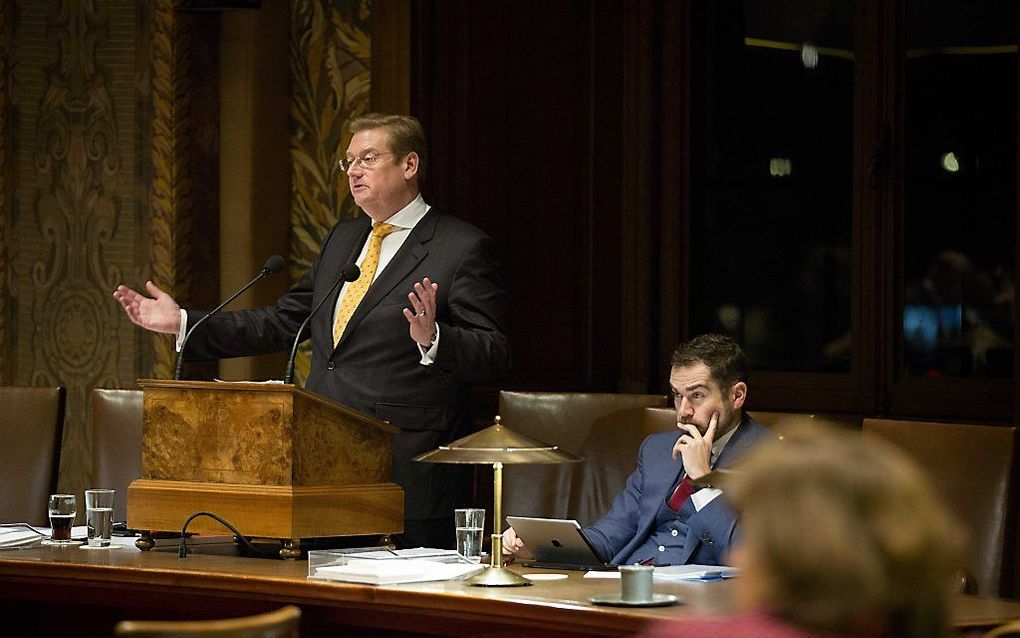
[0,527,44,549]
[312,558,484,585]
[340,547,462,561]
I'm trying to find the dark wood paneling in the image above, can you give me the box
[410,0,1019,423]
[412,1,638,394]
[371,0,411,114]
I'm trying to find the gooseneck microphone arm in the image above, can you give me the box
[284,263,360,385]
[173,255,286,380]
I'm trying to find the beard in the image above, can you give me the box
[680,405,737,435]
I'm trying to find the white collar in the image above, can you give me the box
[376,193,429,229]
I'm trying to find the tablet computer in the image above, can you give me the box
[506,516,615,571]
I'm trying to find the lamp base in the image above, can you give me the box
[463,565,532,587]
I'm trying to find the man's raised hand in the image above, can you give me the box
[113,281,182,334]
[671,411,719,480]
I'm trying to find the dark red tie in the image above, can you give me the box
[668,475,694,512]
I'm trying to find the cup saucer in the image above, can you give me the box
[588,593,680,607]
[41,539,84,547]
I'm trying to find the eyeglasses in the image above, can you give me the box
[337,152,394,172]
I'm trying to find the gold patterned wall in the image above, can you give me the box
[0,0,8,381]
[289,0,371,383]
[9,1,154,500]
[1,0,371,504]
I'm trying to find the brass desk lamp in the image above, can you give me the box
[414,415,580,587]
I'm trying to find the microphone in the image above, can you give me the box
[173,255,287,380]
[283,263,360,384]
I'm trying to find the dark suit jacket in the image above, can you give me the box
[184,207,510,519]
[584,416,772,565]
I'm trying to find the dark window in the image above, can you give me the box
[690,1,854,373]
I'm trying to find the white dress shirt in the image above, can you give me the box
[689,419,740,511]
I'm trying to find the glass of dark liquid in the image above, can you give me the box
[43,493,80,545]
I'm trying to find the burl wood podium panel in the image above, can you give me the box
[127,380,403,556]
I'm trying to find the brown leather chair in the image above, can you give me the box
[863,418,1019,597]
[643,407,861,437]
[0,386,66,525]
[643,406,676,436]
[749,411,860,432]
[114,605,300,637]
[90,389,144,524]
[498,391,667,527]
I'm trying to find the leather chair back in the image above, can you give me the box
[643,407,861,437]
[644,406,676,436]
[0,386,65,525]
[91,389,144,524]
[750,411,861,432]
[498,391,667,527]
[863,418,1019,597]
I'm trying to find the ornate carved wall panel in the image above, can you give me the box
[10,0,153,499]
[289,0,371,384]
[0,0,8,383]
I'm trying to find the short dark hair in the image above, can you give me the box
[670,333,748,389]
[349,112,427,180]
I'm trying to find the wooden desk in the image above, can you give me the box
[1,543,1018,636]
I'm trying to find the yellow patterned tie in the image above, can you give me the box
[333,222,400,347]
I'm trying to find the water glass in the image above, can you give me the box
[47,493,77,544]
[454,508,485,563]
[84,489,115,548]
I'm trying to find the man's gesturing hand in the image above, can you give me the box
[671,411,719,480]
[403,277,438,347]
[113,281,182,334]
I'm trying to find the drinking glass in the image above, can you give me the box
[85,489,115,548]
[454,508,485,563]
[44,494,79,545]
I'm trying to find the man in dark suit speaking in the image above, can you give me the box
[114,113,510,549]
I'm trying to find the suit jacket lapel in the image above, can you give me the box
[713,416,756,470]
[334,209,438,352]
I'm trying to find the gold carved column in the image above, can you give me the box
[288,0,371,384]
[150,0,195,379]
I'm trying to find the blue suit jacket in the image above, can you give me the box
[584,416,773,566]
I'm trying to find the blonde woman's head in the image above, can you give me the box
[727,425,964,638]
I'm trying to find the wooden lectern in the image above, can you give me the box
[127,380,403,558]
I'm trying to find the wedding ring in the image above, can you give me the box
[418,310,427,317]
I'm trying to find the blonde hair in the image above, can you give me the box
[728,426,964,638]
[349,113,427,180]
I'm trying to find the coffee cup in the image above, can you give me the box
[619,564,655,603]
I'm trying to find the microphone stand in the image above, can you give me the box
[174,263,281,380]
[284,265,359,384]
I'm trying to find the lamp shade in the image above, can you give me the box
[413,416,581,465]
